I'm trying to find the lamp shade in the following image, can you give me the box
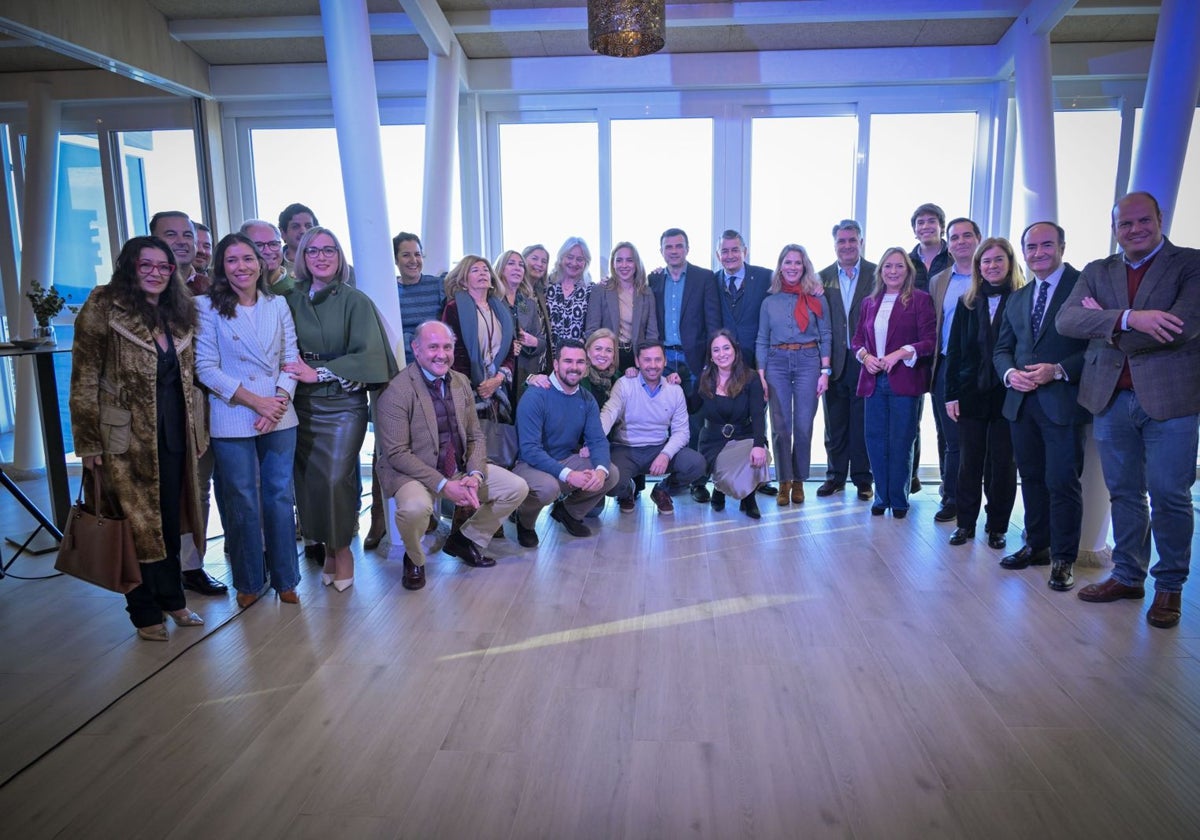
[588,0,666,57]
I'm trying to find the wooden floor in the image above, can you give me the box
[1,471,1199,840]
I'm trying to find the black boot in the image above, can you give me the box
[740,494,761,520]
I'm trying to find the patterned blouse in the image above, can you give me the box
[545,280,591,348]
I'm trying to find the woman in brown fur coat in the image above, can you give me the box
[70,236,210,642]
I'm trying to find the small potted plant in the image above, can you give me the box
[25,279,67,344]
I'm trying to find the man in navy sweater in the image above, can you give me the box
[513,340,619,547]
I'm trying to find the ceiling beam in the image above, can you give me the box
[170,1,1032,41]
[397,0,455,58]
[168,13,417,41]
[0,0,210,98]
[995,0,1079,76]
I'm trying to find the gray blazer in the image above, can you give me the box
[819,259,876,382]
[585,283,660,348]
[1055,238,1200,420]
[195,294,300,439]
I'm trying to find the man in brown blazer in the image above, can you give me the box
[375,321,528,590]
[1056,191,1200,628]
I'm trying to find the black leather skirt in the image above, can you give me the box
[293,391,368,548]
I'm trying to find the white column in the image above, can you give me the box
[1013,27,1058,224]
[1127,0,1200,231]
[421,44,461,276]
[10,84,60,476]
[318,0,400,353]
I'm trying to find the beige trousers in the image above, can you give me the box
[392,465,528,566]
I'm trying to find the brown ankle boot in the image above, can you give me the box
[776,481,791,506]
[791,483,805,504]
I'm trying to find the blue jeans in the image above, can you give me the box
[764,345,821,482]
[212,427,300,595]
[864,373,920,511]
[1093,391,1198,592]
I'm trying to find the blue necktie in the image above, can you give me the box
[1031,281,1049,340]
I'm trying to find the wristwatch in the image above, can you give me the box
[820,367,833,376]
[1053,365,1065,381]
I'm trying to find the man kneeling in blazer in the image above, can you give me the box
[375,320,528,590]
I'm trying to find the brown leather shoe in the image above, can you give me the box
[1077,577,1146,603]
[278,590,300,604]
[443,529,496,568]
[791,483,805,504]
[1146,591,1182,628]
[776,481,791,506]
[402,554,426,590]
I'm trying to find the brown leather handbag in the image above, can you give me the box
[54,467,141,593]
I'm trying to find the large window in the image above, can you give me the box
[1011,110,1122,265]
[119,130,202,237]
[498,122,600,270]
[865,112,977,261]
[750,116,858,272]
[250,125,459,264]
[610,118,712,271]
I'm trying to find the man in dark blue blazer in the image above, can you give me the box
[993,221,1090,592]
[715,228,776,494]
[649,228,722,502]
[714,229,773,368]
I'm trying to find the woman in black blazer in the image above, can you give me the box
[944,237,1024,549]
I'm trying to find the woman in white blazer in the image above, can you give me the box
[196,232,301,608]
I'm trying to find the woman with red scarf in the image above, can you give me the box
[755,244,832,505]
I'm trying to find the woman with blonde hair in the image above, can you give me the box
[944,236,1024,548]
[544,236,593,349]
[852,247,936,517]
[282,227,398,591]
[585,241,659,374]
[441,255,517,421]
[494,249,549,403]
[522,243,551,299]
[755,244,831,506]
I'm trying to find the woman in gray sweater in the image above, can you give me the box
[755,244,832,506]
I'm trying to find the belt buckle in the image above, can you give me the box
[721,423,735,439]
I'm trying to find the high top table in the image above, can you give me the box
[0,340,72,575]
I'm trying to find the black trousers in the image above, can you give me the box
[955,414,1016,534]
[1011,394,1086,563]
[822,359,872,487]
[125,444,186,628]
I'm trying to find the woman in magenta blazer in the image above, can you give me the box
[851,247,937,517]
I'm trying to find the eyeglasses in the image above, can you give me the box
[304,246,339,259]
[254,240,282,251]
[136,260,174,276]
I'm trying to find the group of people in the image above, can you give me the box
[68,190,1199,640]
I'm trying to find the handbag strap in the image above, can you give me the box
[84,466,124,519]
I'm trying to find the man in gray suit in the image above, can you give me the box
[994,221,1090,592]
[1056,192,1200,628]
[817,220,875,500]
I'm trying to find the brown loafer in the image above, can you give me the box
[1077,577,1146,603]
[402,554,426,590]
[1146,591,1182,628]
